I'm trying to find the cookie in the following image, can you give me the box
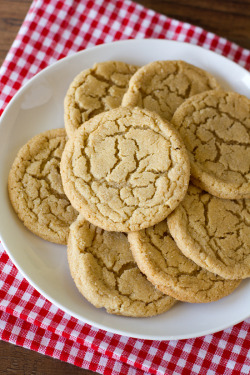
[60,107,190,232]
[128,220,241,303]
[8,129,78,244]
[64,61,138,137]
[68,215,176,317]
[122,60,220,121]
[167,184,250,280]
[171,90,250,199]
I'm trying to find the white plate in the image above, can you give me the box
[0,39,250,341]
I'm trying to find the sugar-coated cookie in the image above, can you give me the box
[168,184,250,280]
[64,61,138,137]
[122,60,220,120]
[61,107,190,232]
[8,129,78,244]
[128,220,241,303]
[68,215,176,317]
[171,90,250,199]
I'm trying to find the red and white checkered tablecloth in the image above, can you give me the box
[0,0,250,374]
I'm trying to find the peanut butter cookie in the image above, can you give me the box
[61,107,190,232]
[122,60,220,121]
[8,129,78,244]
[171,90,250,199]
[168,184,250,280]
[68,215,176,317]
[64,61,138,137]
[128,220,241,303]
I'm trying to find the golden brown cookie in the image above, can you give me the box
[128,220,241,303]
[122,60,220,121]
[68,215,176,317]
[171,90,250,199]
[8,129,78,244]
[64,61,138,137]
[168,184,250,280]
[60,107,190,232]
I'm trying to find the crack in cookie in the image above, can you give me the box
[122,60,221,121]
[128,220,241,303]
[64,61,138,137]
[67,216,176,317]
[8,129,78,244]
[168,184,250,279]
[61,107,190,232]
[171,90,250,199]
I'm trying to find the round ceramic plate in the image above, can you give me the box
[0,39,250,340]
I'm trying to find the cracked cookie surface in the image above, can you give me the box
[8,129,78,244]
[171,90,250,199]
[68,215,176,317]
[64,61,138,137]
[122,60,220,121]
[167,184,250,280]
[128,220,241,303]
[61,107,190,232]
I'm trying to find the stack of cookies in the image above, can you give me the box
[8,60,250,318]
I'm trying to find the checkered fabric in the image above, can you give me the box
[0,0,250,374]
[0,310,148,375]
